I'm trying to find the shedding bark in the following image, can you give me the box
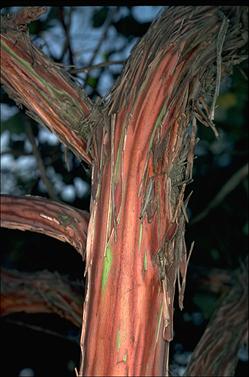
[0,195,89,257]
[0,5,248,377]
[0,264,235,328]
[0,7,99,164]
[79,6,248,376]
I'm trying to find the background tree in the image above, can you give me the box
[0,6,248,376]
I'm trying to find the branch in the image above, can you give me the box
[185,260,248,376]
[78,6,248,375]
[191,163,248,224]
[1,265,232,329]
[4,319,78,344]
[0,195,89,257]
[25,119,58,201]
[0,7,97,164]
[83,7,117,89]
[1,267,82,328]
[59,7,74,66]
[69,60,125,74]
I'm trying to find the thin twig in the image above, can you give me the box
[1,150,32,157]
[238,66,248,81]
[4,318,79,344]
[83,7,117,88]
[25,120,58,201]
[191,163,248,224]
[58,7,76,167]
[59,7,74,66]
[69,60,125,74]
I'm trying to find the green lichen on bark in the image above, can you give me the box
[101,244,113,292]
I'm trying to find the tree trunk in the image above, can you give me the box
[79,6,248,376]
[0,6,247,377]
[2,262,247,375]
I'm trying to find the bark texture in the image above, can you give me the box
[1,268,82,328]
[0,265,233,328]
[0,195,89,257]
[0,6,248,377]
[79,6,248,376]
[2,262,247,375]
[0,7,96,164]
[185,261,248,376]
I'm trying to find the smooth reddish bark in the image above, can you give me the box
[79,7,248,376]
[1,264,233,327]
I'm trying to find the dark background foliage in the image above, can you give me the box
[0,6,248,376]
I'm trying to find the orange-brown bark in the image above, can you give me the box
[79,6,248,376]
[0,265,233,329]
[0,195,89,257]
[0,6,248,377]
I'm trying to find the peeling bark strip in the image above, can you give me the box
[1,268,82,328]
[0,8,97,164]
[0,195,89,257]
[80,6,248,376]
